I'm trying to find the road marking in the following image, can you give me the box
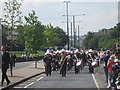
[23,82,34,88]
[14,87,22,88]
[36,76,43,81]
[92,74,100,90]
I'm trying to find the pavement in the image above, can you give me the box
[0,60,45,90]
[93,64,108,88]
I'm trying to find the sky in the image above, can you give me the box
[0,0,119,35]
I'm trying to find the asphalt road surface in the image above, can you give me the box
[14,65,105,89]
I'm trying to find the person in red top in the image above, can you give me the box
[107,56,115,88]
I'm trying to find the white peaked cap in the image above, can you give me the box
[46,49,50,52]
[60,49,66,53]
[66,50,70,53]
[54,50,59,54]
[74,49,79,53]
[114,59,119,62]
[88,49,93,52]
[45,49,51,55]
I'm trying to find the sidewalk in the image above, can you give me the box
[93,63,107,88]
[0,61,45,89]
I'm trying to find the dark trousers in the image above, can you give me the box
[103,66,108,83]
[89,64,94,73]
[61,66,66,77]
[1,67,10,85]
[45,65,51,76]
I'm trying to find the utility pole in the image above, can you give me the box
[63,1,70,50]
[72,14,85,48]
[63,14,85,48]
[70,22,72,47]
[78,25,80,48]
[73,16,76,48]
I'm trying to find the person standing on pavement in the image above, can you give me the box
[107,56,115,88]
[101,50,111,84]
[112,52,120,89]
[1,46,11,86]
[11,53,16,67]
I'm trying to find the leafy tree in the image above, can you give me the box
[82,32,94,49]
[53,27,68,46]
[24,10,45,68]
[24,10,45,51]
[2,0,23,28]
[83,23,120,50]
[2,25,10,46]
[15,25,25,50]
[44,25,68,47]
[43,24,56,47]
[2,0,23,50]
[88,37,98,49]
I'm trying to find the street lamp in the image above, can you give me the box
[63,1,70,50]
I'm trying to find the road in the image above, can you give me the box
[13,65,105,89]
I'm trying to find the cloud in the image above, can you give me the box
[84,7,118,33]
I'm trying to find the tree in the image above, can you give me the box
[82,32,94,49]
[2,0,23,76]
[15,25,25,50]
[24,10,45,68]
[24,10,45,51]
[43,25,68,47]
[53,27,68,46]
[2,0,23,28]
[43,24,56,47]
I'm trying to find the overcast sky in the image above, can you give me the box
[0,0,119,35]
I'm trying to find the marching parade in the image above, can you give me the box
[43,48,120,89]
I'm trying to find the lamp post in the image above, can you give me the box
[77,25,80,48]
[72,14,85,48]
[63,1,70,50]
[63,14,85,48]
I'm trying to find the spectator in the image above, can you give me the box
[107,56,115,88]
[12,54,16,67]
[1,46,11,86]
[102,51,110,84]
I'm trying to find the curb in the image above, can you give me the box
[1,71,45,90]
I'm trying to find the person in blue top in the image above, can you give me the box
[101,50,111,84]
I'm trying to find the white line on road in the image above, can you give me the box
[23,82,34,88]
[36,76,43,81]
[92,74,100,90]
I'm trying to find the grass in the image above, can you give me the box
[8,50,45,57]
